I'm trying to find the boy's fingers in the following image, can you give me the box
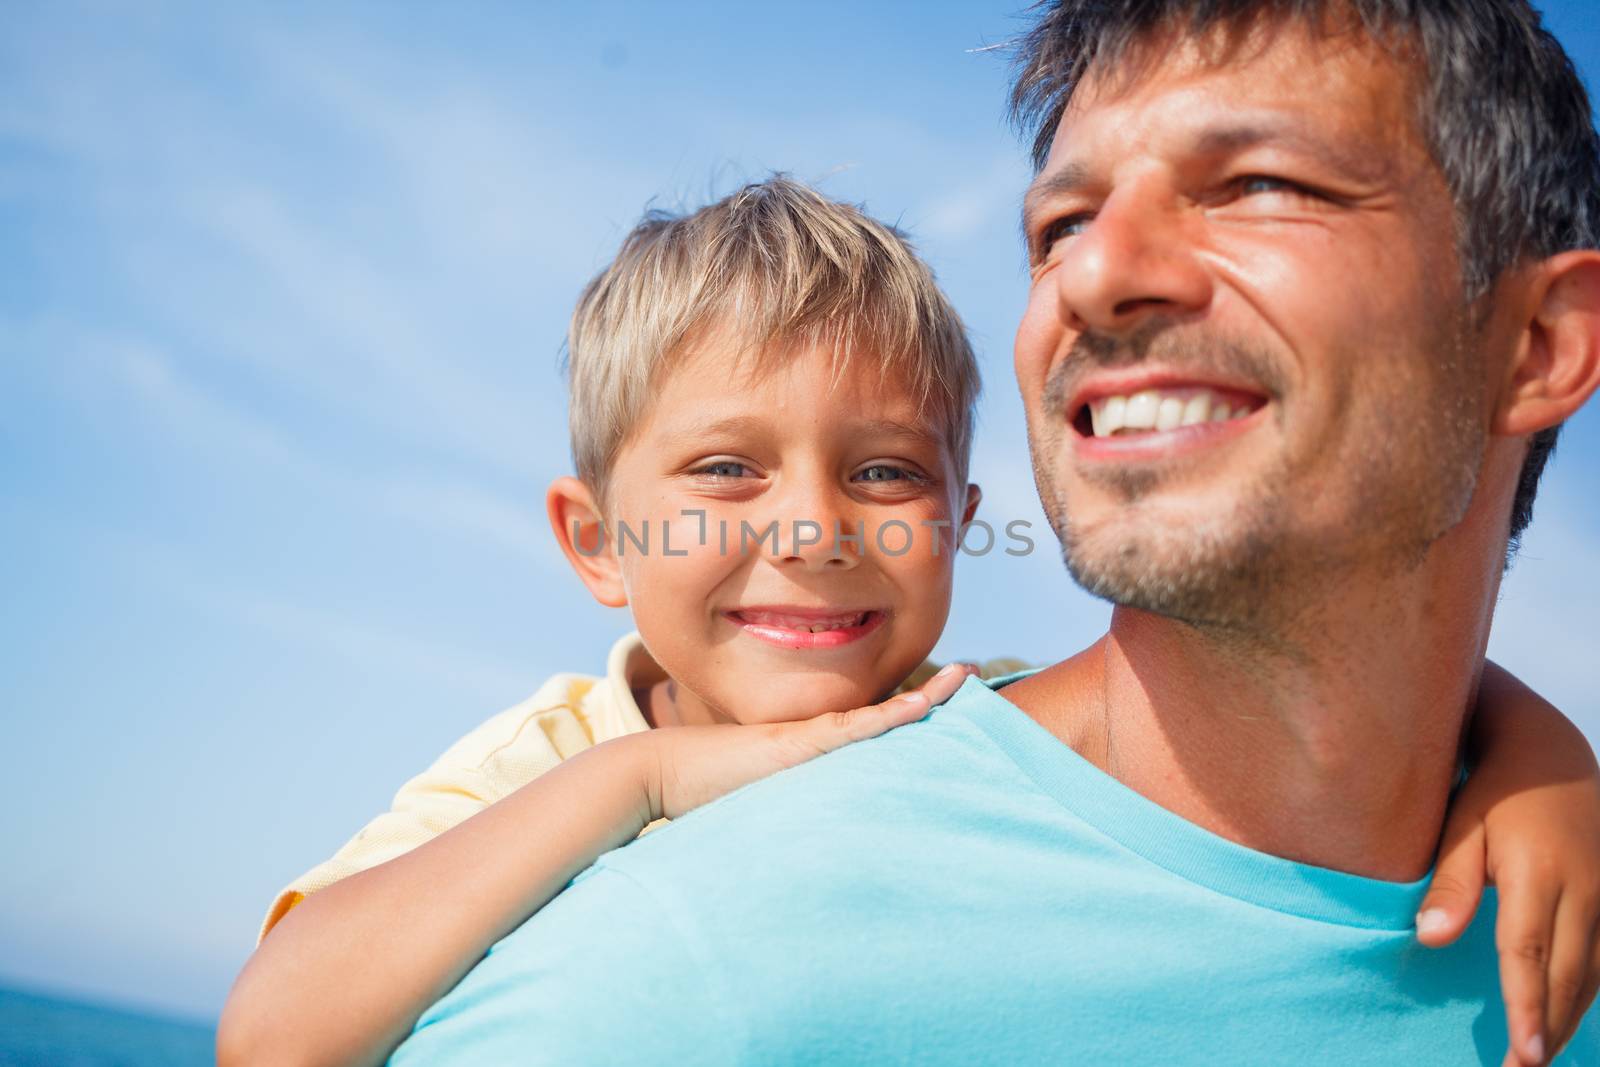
[1417,823,1486,948]
[1548,894,1600,1056]
[915,662,978,704]
[814,664,976,747]
[1496,872,1562,1066]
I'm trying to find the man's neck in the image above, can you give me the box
[1004,530,1505,882]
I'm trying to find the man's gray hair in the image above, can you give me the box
[1008,0,1600,548]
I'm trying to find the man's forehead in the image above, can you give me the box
[1040,20,1416,172]
[1026,110,1394,208]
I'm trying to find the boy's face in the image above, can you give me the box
[599,337,975,725]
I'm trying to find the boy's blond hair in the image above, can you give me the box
[566,176,980,501]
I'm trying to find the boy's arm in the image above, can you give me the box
[256,693,584,943]
[256,766,506,942]
[1415,660,1600,1067]
[216,666,973,1067]
[218,731,667,1067]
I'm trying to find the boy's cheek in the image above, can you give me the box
[875,542,957,635]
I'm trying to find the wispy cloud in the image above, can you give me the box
[376,476,568,578]
[222,589,533,699]
[5,312,565,581]
[3,8,610,482]
[914,154,1032,243]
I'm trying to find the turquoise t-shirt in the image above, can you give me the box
[393,674,1598,1065]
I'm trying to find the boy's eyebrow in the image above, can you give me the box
[674,414,771,439]
[670,414,942,447]
[853,417,944,445]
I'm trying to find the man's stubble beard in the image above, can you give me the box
[1033,317,1488,639]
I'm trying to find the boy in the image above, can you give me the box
[220,177,1600,1067]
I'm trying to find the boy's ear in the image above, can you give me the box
[961,482,982,528]
[547,476,627,608]
[1496,250,1600,437]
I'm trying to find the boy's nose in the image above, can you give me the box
[774,517,863,572]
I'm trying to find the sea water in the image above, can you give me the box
[0,985,214,1067]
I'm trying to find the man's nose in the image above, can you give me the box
[1054,184,1213,334]
[772,489,862,572]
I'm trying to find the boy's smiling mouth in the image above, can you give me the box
[725,607,887,649]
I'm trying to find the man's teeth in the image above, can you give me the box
[739,610,869,633]
[1088,388,1254,437]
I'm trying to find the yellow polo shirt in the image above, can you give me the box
[259,633,1026,942]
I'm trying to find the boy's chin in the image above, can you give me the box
[719,674,900,726]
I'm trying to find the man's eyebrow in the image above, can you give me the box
[1190,120,1376,179]
[1020,120,1381,241]
[1022,162,1094,235]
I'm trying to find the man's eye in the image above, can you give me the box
[1238,176,1302,197]
[1039,214,1093,250]
[696,461,751,478]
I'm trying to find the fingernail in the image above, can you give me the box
[1415,909,1450,936]
[898,691,930,708]
[935,663,959,678]
[1524,1034,1544,1063]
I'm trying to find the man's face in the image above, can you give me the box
[1015,24,1491,629]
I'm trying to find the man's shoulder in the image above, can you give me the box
[895,655,1037,693]
[396,861,733,1066]
[639,686,1012,818]
[588,683,1042,897]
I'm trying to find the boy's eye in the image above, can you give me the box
[853,464,923,484]
[695,461,753,479]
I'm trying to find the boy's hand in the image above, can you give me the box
[1415,665,1600,1067]
[642,662,978,821]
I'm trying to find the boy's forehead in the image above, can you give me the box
[671,333,929,403]
[653,337,950,440]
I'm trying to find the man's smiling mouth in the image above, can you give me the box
[1072,385,1266,439]
[1062,374,1273,460]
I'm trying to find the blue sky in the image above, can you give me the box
[3,1,1598,1023]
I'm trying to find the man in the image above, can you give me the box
[392,2,1600,1063]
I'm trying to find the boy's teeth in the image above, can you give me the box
[1087,388,1255,438]
[740,610,867,632]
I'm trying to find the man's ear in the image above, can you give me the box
[546,476,627,608]
[1496,251,1600,436]
[960,482,983,528]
